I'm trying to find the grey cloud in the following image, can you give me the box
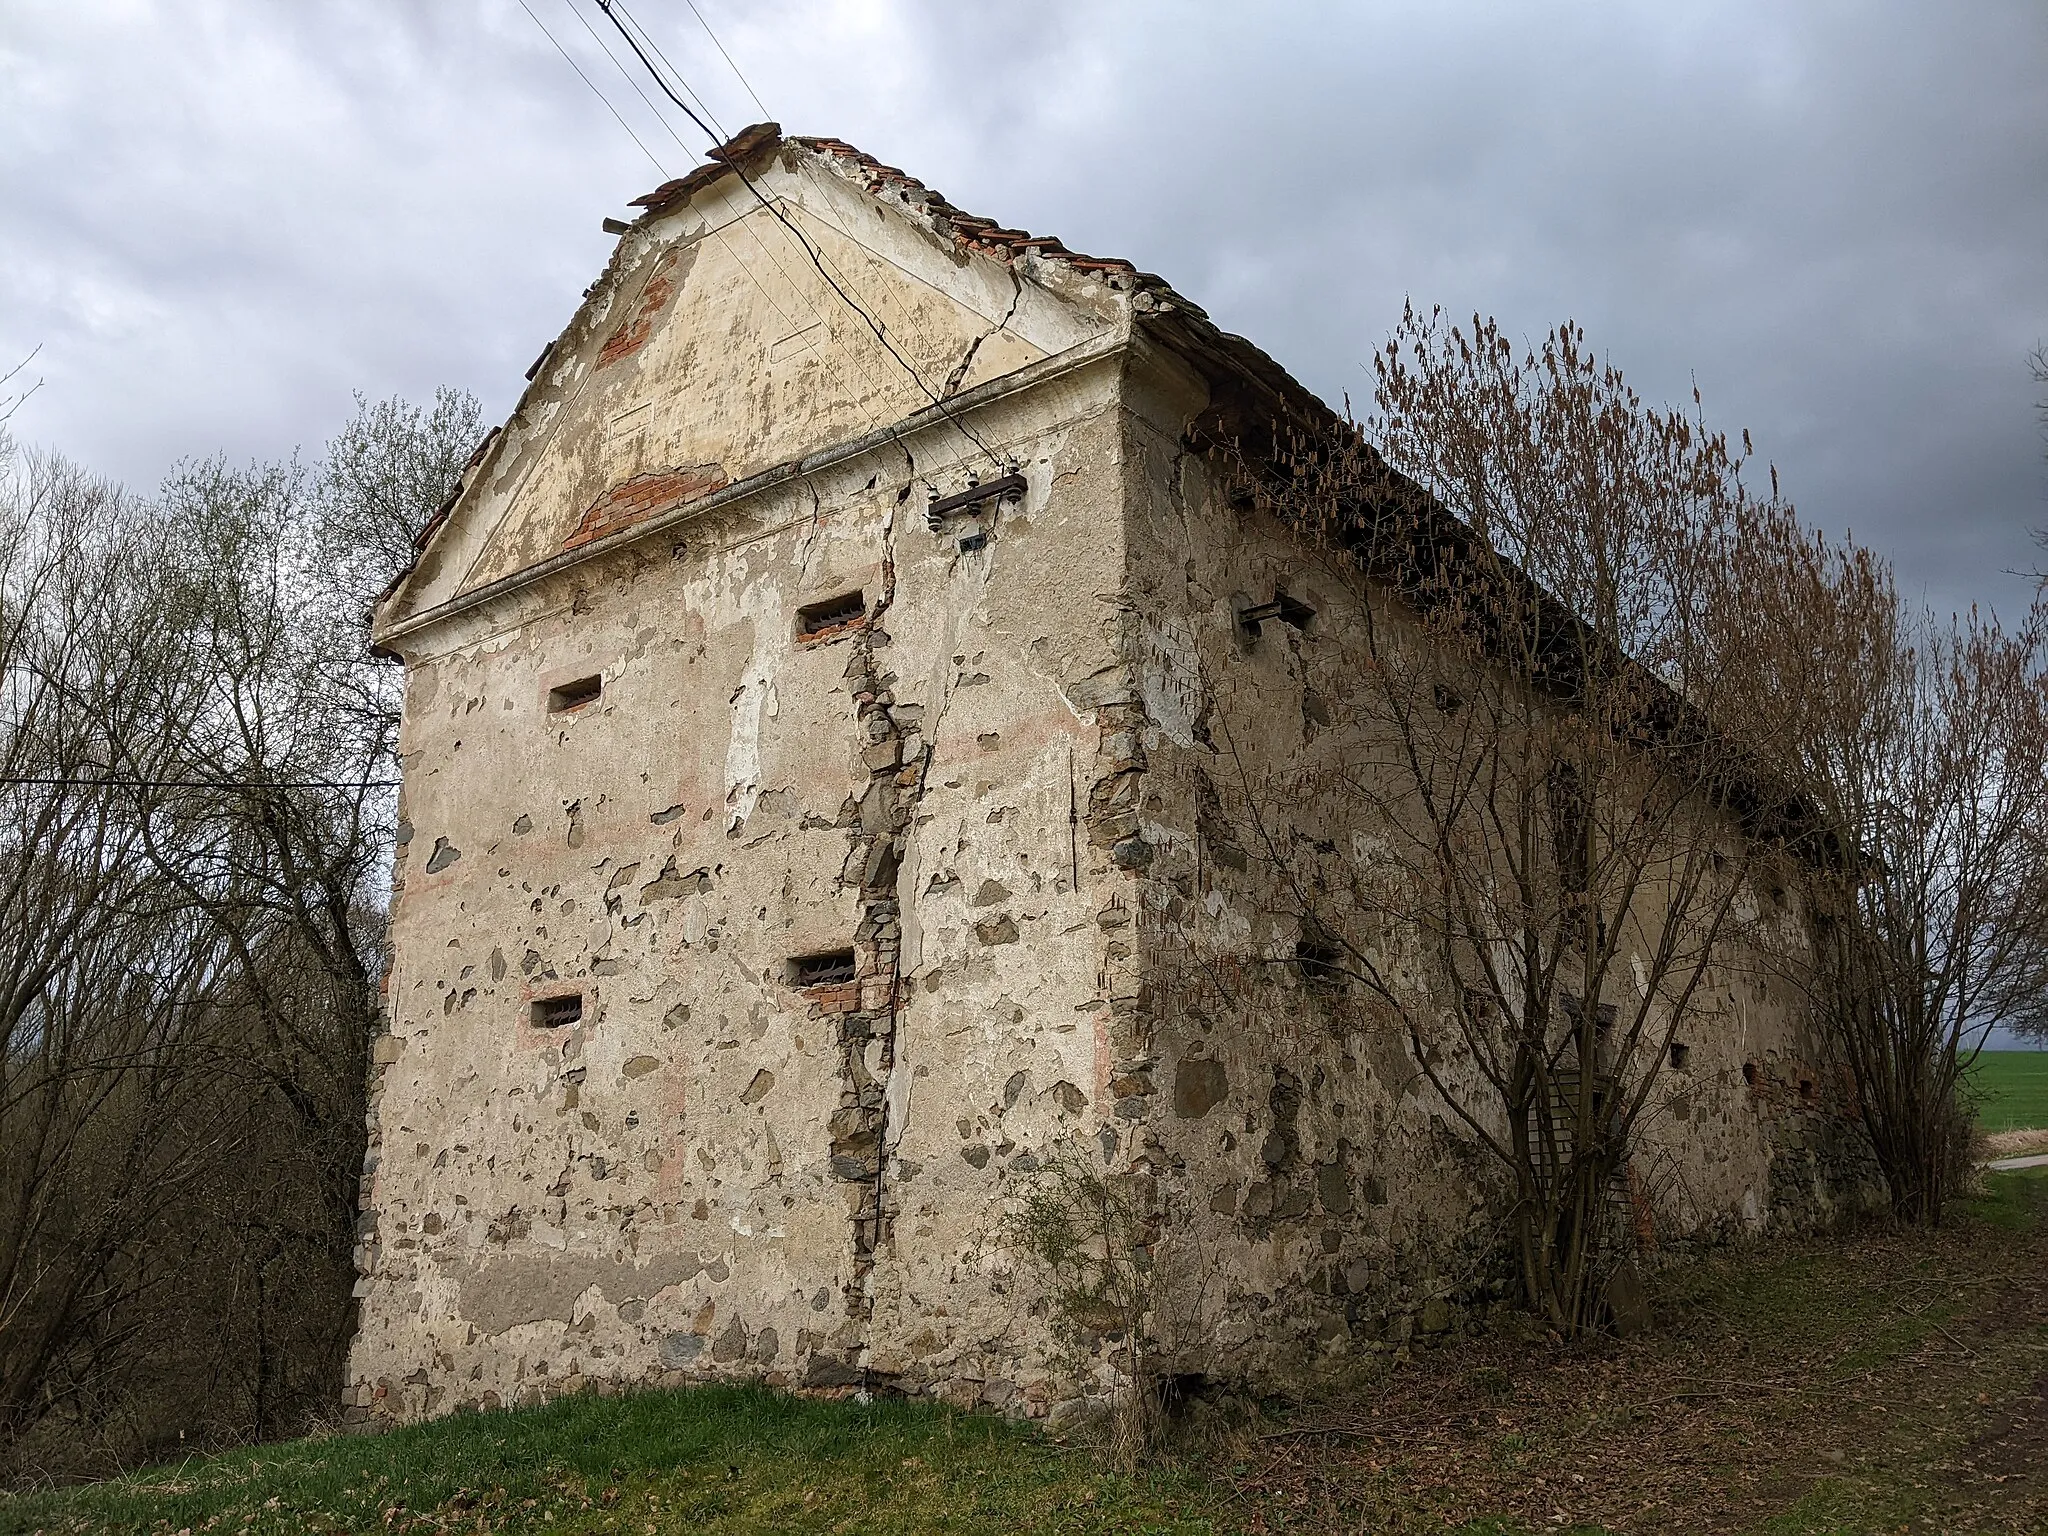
[2,0,2042,617]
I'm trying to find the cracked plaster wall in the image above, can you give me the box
[352,144,1881,1425]
[1099,362,1885,1389]
[388,150,1114,625]
[347,342,1166,1423]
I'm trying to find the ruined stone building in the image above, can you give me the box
[347,124,1868,1426]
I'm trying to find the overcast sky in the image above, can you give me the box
[4,0,2045,626]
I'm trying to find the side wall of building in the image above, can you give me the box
[1108,348,1881,1391]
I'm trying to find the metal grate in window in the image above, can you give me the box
[796,591,867,638]
[787,949,857,987]
[531,994,583,1028]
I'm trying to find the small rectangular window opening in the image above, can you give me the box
[788,948,858,987]
[547,675,603,713]
[531,993,583,1029]
[1668,1042,1691,1071]
[1239,590,1317,638]
[1295,936,1343,989]
[796,591,867,639]
[1549,762,1589,895]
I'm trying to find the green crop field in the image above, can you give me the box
[1968,1049,2048,1132]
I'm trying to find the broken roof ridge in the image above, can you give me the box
[623,122,1224,323]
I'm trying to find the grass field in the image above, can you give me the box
[1967,1048,2048,1131]
[5,1171,2045,1536]
[0,1388,1215,1536]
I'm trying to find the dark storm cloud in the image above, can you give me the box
[3,0,2043,617]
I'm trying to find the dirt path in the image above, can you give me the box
[1204,1172,2048,1534]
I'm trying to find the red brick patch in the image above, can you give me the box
[794,615,867,648]
[803,981,861,1017]
[563,464,729,551]
[596,254,679,369]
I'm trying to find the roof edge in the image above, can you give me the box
[372,327,1130,656]
[628,120,784,215]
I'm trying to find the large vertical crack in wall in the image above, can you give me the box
[811,501,932,1382]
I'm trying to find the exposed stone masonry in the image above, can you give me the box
[814,526,932,1375]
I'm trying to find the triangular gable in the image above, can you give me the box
[378,126,1145,633]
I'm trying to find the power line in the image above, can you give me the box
[516,0,668,177]
[617,1,940,462]
[679,0,770,122]
[556,0,695,159]
[610,0,732,142]
[590,1,1002,468]
[593,1,720,141]
[486,0,935,602]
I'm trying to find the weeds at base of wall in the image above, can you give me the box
[999,1148,1170,1470]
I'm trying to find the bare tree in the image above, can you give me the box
[0,392,475,1479]
[0,447,246,1456]
[1738,508,2048,1213]
[1209,309,1806,1335]
[2031,343,2048,584]
[317,386,483,618]
[0,350,40,432]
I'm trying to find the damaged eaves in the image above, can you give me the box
[376,122,1322,647]
[629,123,1160,295]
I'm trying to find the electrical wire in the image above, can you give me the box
[556,0,695,159]
[461,1,915,595]
[573,1,924,494]
[593,1,721,141]
[679,0,770,122]
[516,0,668,177]
[590,0,1003,467]
[609,0,732,142]
[673,4,995,427]
[576,1,898,426]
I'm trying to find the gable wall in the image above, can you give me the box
[347,324,1169,1421]
[385,150,1120,629]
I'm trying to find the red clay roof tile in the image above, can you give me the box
[625,125,1197,310]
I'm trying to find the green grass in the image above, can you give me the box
[1966,1048,2048,1131]
[0,1386,1219,1536]
[8,1175,2047,1536]
[1970,1161,2048,1227]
